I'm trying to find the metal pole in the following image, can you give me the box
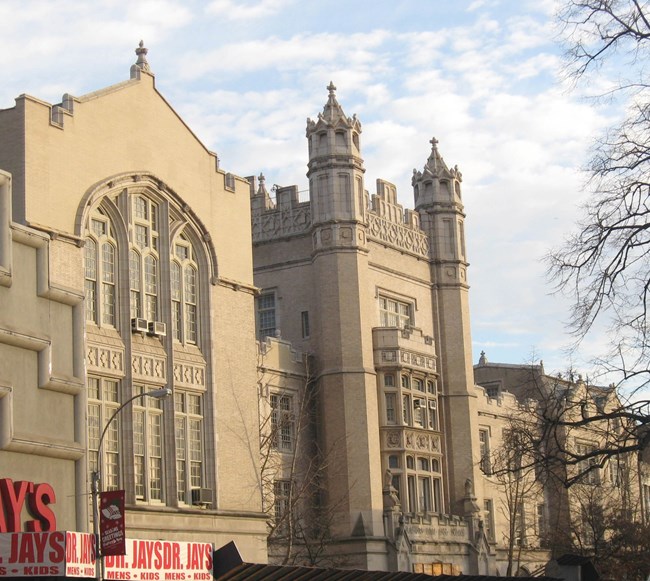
[92,387,171,581]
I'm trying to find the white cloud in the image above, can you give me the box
[0,0,620,377]
[205,0,296,20]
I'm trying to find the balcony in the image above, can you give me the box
[372,327,437,373]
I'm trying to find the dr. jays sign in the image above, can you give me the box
[0,479,57,533]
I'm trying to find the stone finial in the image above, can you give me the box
[478,350,487,365]
[327,80,337,95]
[134,40,151,72]
[430,136,439,150]
[257,173,269,195]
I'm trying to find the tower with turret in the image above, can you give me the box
[251,84,488,572]
[412,139,481,513]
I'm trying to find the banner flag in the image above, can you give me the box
[99,490,126,556]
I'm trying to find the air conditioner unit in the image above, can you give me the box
[131,318,149,333]
[148,321,167,337]
[191,488,213,507]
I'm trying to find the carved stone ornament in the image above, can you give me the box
[386,431,401,447]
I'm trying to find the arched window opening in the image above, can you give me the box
[172,233,199,345]
[84,208,116,327]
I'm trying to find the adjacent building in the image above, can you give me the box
[0,45,267,561]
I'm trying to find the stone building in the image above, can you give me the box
[0,45,267,561]
[1,43,647,578]
[251,83,491,573]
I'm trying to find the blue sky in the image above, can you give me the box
[0,0,621,377]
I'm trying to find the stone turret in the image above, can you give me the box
[413,138,479,515]
[306,82,366,229]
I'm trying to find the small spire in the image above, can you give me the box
[257,173,268,195]
[322,81,344,122]
[134,40,150,72]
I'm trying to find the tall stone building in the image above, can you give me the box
[251,84,490,572]
[0,45,267,561]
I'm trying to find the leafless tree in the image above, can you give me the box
[489,424,541,575]
[482,363,650,487]
[483,362,650,576]
[257,342,349,567]
[549,1,650,395]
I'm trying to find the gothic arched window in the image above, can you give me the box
[130,195,160,322]
[84,208,117,326]
[172,233,199,344]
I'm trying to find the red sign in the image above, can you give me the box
[0,531,95,577]
[104,539,213,580]
[100,490,126,556]
[0,533,213,579]
[0,479,57,532]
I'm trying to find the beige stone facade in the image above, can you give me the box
[0,49,267,562]
[2,44,647,578]
[251,85,491,573]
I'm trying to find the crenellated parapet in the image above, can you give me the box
[367,179,430,258]
[249,174,311,243]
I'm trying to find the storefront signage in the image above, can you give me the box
[0,532,213,579]
[104,539,213,580]
[0,479,57,532]
[0,531,94,577]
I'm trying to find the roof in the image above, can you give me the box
[214,563,558,581]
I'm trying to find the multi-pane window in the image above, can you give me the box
[413,398,425,427]
[270,393,294,452]
[576,442,600,485]
[536,503,546,540]
[428,399,439,431]
[385,393,397,425]
[84,190,209,511]
[129,250,142,318]
[129,196,160,323]
[84,211,116,326]
[274,480,291,527]
[379,296,412,328]
[172,235,199,344]
[516,502,527,546]
[395,373,439,432]
[484,499,495,541]
[402,395,411,425]
[175,391,204,503]
[133,385,165,502]
[87,376,120,490]
[257,292,277,339]
[401,455,442,514]
[479,429,491,475]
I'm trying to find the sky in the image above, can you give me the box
[0,0,622,379]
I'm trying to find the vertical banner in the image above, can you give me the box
[99,490,126,556]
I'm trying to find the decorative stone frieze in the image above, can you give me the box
[251,204,311,243]
[367,212,429,257]
[132,352,166,384]
[87,344,125,376]
[400,350,437,371]
[173,361,206,390]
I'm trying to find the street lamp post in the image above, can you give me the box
[92,387,172,581]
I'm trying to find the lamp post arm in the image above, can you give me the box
[92,386,170,581]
